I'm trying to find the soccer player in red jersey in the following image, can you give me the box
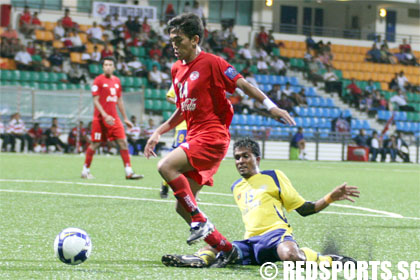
[144,13,295,261]
[81,57,143,180]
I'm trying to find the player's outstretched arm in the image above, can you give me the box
[236,78,296,126]
[296,183,359,217]
[144,109,184,159]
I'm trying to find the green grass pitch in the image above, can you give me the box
[0,153,419,279]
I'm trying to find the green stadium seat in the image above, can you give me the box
[49,83,58,90]
[30,71,40,82]
[56,83,65,90]
[272,48,281,57]
[20,82,30,88]
[20,71,31,82]
[1,70,12,80]
[89,64,102,75]
[130,46,140,57]
[141,77,148,87]
[159,89,167,100]
[250,65,258,74]
[138,47,146,57]
[29,81,39,89]
[39,72,49,82]
[32,55,42,62]
[133,77,143,87]
[39,83,49,90]
[162,111,172,120]
[9,81,19,86]
[170,103,176,111]
[84,84,91,91]
[66,84,77,90]
[162,101,172,111]
[49,72,59,83]
[144,88,153,99]
[145,99,153,110]
[123,76,134,87]
[152,100,163,111]
[11,70,21,81]
[57,73,68,81]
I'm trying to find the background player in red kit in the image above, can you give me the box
[144,13,295,266]
[81,57,143,180]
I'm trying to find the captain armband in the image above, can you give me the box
[295,201,316,217]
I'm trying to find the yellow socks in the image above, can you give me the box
[195,249,216,266]
[301,247,332,265]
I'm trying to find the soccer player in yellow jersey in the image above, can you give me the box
[159,86,188,198]
[162,138,360,268]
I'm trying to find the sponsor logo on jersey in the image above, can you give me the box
[103,83,108,87]
[189,71,199,81]
[224,66,238,80]
[106,95,118,102]
[181,98,197,112]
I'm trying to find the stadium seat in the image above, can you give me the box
[20,71,31,82]
[145,99,153,110]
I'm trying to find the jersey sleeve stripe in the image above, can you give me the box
[231,178,242,192]
[261,170,281,198]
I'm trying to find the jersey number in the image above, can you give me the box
[94,132,101,140]
[110,88,116,95]
[179,82,189,99]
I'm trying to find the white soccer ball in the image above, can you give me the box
[54,227,92,265]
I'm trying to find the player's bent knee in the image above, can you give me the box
[277,243,305,262]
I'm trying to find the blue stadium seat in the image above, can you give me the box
[319,128,330,138]
[310,117,319,128]
[305,87,316,97]
[289,76,299,86]
[254,74,264,84]
[321,108,330,118]
[330,108,340,118]
[315,107,323,117]
[294,106,302,116]
[231,114,239,125]
[395,111,407,121]
[238,114,247,125]
[255,115,264,126]
[302,117,311,127]
[342,109,352,118]
[278,76,287,85]
[268,75,277,84]
[396,122,404,131]
[326,98,335,107]
[292,86,301,93]
[247,115,257,125]
[362,120,370,130]
[318,98,327,107]
[294,117,303,127]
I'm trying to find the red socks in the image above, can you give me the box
[120,149,131,167]
[84,147,95,168]
[167,175,206,223]
[205,229,233,252]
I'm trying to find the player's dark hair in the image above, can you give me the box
[102,56,116,66]
[167,13,203,44]
[233,138,260,158]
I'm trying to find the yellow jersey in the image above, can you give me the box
[166,87,187,130]
[231,170,306,239]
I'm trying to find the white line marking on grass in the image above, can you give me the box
[329,204,403,218]
[0,179,232,197]
[1,188,420,221]
[0,179,407,217]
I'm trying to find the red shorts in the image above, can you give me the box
[181,132,230,186]
[91,119,126,142]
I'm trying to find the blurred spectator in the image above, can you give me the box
[256,56,269,74]
[390,90,415,112]
[399,38,411,53]
[101,45,113,59]
[87,21,104,45]
[39,53,51,71]
[111,14,124,35]
[381,135,397,162]
[67,63,87,84]
[372,90,389,111]
[148,65,167,89]
[31,11,42,28]
[369,131,381,162]
[305,33,316,51]
[238,43,253,62]
[254,46,268,60]
[306,56,324,87]
[183,1,192,13]
[157,20,169,42]
[139,119,165,154]
[346,78,363,109]
[353,129,369,147]
[90,45,101,63]
[44,124,68,153]
[116,56,131,76]
[360,92,374,114]
[389,73,399,91]
[267,84,282,103]
[282,82,294,98]
[208,31,223,53]
[5,113,31,153]
[290,127,307,160]
[364,79,377,95]
[395,132,410,163]
[126,115,142,155]
[68,32,85,52]
[149,43,162,57]
[54,20,65,39]
[26,41,36,55]
[256,26,269,50]
[379,45,393,64]
[48,48,64,72]
[127,56,145,76]
[165,4,176,22]
[266,30,280,54]
[323,67,342,95]
[0,117,4,151]
[318,50,332,68]
[366,44,382,63]
[125,16,137,37]
[14,45,34,71]
[101,15,113,38]
[19,6,33,37]
[68,121,88,153]
[277,94,297,116]
[28,123,43,151]
[270,56,287,76]
[1,24,18,40]
[61,8,76,31]
[191,1,205,26]
[403,49,417,66]
[291,88,307,107]
[0,37,14,58]
[142,17,151,34]
[396,71,410,91]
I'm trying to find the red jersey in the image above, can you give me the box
[20,12,31,26]
[91,74,122,122]
[172,51,241,139]
[62,16,73,28]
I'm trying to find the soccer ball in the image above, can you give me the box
[54,227,92,265]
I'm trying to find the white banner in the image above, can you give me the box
[92,2,157,21]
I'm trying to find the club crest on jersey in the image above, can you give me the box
[189,71,199,81]
[224,67,238,80]
[91,85,98,92]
